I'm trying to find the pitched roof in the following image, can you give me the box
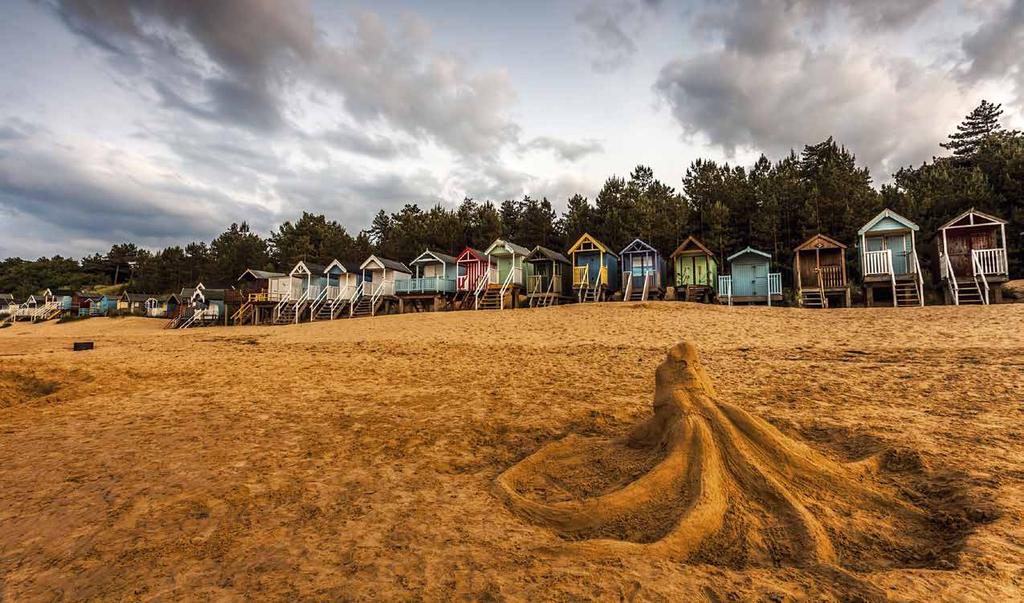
[238,269,285,281]
[290,261,327,277]
[484,239,532,257]
[857,209,919,235]
[194,288,227,301]
[526,245,571,264]
[727,246,771,262]
[324,259,363,274]
[670,235,716,258]
[455,247,490,263]
[360,255,412,273]
[620,238,658,256]
[122,292,154,303]
[938,207,1007,230]
[567,233,619,258]
[411,249,458,266]
[794,233,847,252]
[0,293,13,302]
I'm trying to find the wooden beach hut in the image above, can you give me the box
[670,236,718,302]
[477,239,532,310]
[274,261,327,324]
[937,208,1010,305]
[351,255,411,317]
[525,245,574,307]
[454,247,495,308]
[718,247,782,306]
[0,293,15,317]
[793,234,850,308]
[396,250,458,312]
[858,209,923,307]
[309,260,362,320]
[619,238,667,301]
[233,269,289,325]
[567,233,619,302]
[119,292,152,315]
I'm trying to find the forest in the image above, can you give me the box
[1,101,1021,298]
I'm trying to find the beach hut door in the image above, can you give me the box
[583,254,602,286]
[885,235,908,274]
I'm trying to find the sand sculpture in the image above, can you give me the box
[497,341,938,567]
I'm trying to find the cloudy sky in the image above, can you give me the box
[1,0,1022,258]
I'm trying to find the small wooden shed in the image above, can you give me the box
[567,233,619,302]
[937,208,1009,305]
[397,250,459,312]
[525,245,574,307]
[719,247,782,306]
[619,238,667,301]
[793,234,850,308]
[858,209,923,307]
[670,236,718,302]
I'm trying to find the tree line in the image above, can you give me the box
[1,101,1020,298]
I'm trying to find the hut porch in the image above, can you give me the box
[937,209,1009,305]
[793,234,850,308]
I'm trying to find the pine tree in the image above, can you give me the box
[941,100,1004,158]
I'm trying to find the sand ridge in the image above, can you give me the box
[0,304,1021,601]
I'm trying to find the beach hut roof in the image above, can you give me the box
[324,259,362,274]
[122,292,153,303]
[238,269,285,281]
[526,245,571,264]
[485,239,532,257]
[670,236,715,258]
[193,288,226,302]
[290,261,327,277]
[794,233,847,251]
[0,293,13,302]
[938,207,1007,230]
[360,255,412,273]
[857,209,919,235]
[455,247,490,263]
[620,238,658,256]
[727,247,771,262]
[411,249,458,266]
[567,233,619,258]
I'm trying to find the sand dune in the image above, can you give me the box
[1,304,1022,601]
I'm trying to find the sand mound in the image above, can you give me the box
[496,341,977,571]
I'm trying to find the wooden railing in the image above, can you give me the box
[718,275,732,305]
[395,277,456,294]
[818,265,843,288]
[527,274,547,295]
[971,252,990,305]
[573,265,607,287]
[973,248,1007,276]
[863,249,892,276]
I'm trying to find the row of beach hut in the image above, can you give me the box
[3,207,1011,327]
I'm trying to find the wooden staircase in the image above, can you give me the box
[894,281,921,307]
[314,297,349,320]
[578,284,600,303]
[275,300,304,324]
[800,289,826,308]
[231,301,254,325]
[954,280,984,305]
[350,295,379,318]
[477,286,503,310]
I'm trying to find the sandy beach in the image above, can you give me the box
[1,303,1022,601]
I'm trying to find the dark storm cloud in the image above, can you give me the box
[654,0,969,177]
[53,0,518,154]
[0,121,272,243]
[960,0,1024,93]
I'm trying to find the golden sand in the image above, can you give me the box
[1,303,1022,600]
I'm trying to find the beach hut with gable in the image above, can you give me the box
[567,233,619,302]
[936,208,1010,305]
[619,238,667,301]
[525,245,574,307]
[308,260,363,320]
[718,247,782,306]
[472,239,532,310]
[453,247,495,307]
[670,236,718,302]
[179,287,227,328]
[858,209,923,307]
[793,234,850,308]
[350,255,411,317]
[0,293,15,317]
[273,261,327,324]
[396,250,459,312]
[233,269,292,325]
